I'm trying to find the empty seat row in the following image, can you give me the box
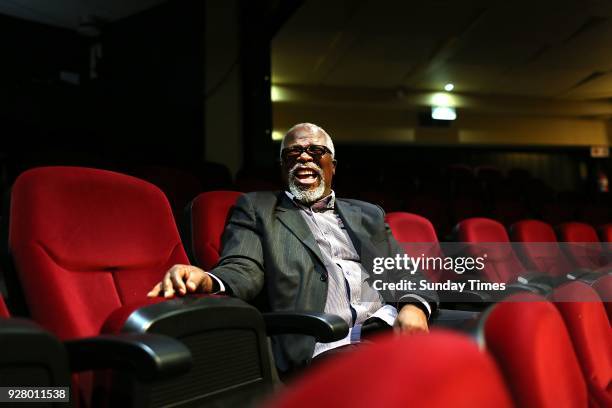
[386,212,611,317]
[271,281,611,408]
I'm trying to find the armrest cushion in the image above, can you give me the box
[262,312,349,343]
[101,295,227,334]
[64,333,192,381]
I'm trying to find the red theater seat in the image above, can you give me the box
[557,222,608,271]
[456,218,528,284]
[484,293,588,408]
[10,166,190,339]
[551,282,612,407]
[267,331,513,408]
[385,212,448,283]
[455,217,558,297]
[9,167,275,406]
[510,220,573,278]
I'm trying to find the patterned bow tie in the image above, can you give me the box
[310,194,335,212]
[311,200,334,212]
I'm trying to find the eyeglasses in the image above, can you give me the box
[281,144,332,160]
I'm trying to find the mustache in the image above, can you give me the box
[289,163,323,177]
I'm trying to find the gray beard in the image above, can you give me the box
[288,175,326,204]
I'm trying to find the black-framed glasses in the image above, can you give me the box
[281,144,332,160]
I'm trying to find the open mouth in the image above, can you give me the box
[292,167,321,186]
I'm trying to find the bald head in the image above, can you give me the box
[280,123,335,159]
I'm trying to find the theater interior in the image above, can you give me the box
[0,0,610,407]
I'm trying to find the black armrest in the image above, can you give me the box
[516,271,560,286]
[0,318,71,386]
[262,312,349,343]
[431,308,482,340]
[504,282,548,295]
[438,289,493,303]
[566,268,597,281]
[64,333,192,382]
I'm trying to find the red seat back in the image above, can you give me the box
[268,331,513,408]
[484,293,588,408]
[551,282,612,407]
[557,222,606,270]
[9,167,189,339]
[510,220,573,277]
[188,191,242,270]
[455,218,525,283]
[385,212,447,282]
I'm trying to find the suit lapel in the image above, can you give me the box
[337,200,379,273]
[275,193,325,266]
[336,200,363,254]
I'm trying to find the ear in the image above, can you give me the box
[332,159,337,175]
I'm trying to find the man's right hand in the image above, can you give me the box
[147,264,213,298]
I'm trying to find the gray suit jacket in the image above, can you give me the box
[211,191,438,375]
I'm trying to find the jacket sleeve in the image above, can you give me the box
[209,194,265,301]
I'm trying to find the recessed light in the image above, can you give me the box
[444,83,454,92]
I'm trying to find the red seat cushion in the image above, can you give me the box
[10,166,189,339]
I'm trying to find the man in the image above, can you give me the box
[148,123,438,374]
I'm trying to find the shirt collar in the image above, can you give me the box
[285,190,336,212]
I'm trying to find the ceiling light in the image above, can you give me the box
[432,106,456,121]
[444,83,454,92]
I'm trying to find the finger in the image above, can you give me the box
[147,282,161,298]
[185,269,202,292]
[170,267,188,295]
[162,274,175,298]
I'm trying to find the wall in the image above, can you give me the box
[204,0,243,176]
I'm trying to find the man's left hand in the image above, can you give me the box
[394,304,429,334]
